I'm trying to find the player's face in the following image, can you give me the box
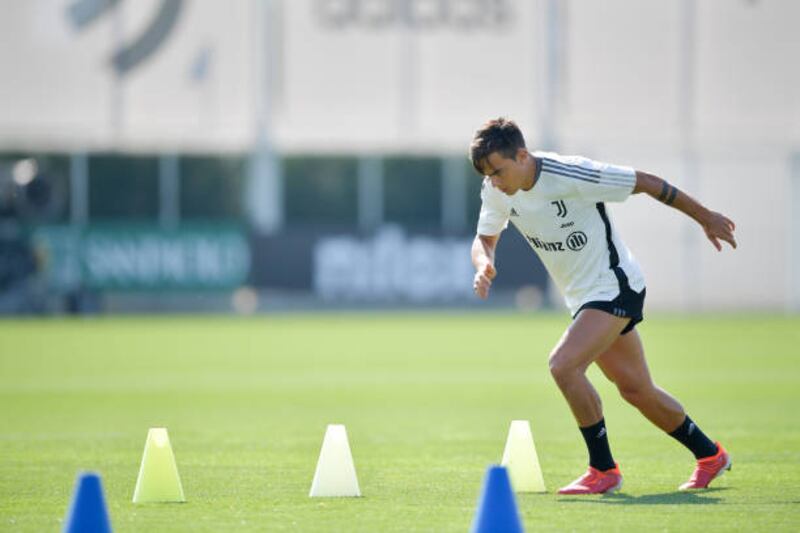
[481,150,532,196]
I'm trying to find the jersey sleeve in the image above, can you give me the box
[541,155,636,203]
[476,178,510,236]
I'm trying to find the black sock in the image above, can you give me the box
[579,418,616,471]
[668,416,718,459]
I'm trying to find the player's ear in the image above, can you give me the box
[516,148,528,163]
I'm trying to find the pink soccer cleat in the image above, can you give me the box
[679,442,732,490]
[558,464,623,495]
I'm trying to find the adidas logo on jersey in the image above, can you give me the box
[510,208,519,217]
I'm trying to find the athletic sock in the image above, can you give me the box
[579,418,616,471]
[668,415,718,459]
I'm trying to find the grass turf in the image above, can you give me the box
[1,313,799,532]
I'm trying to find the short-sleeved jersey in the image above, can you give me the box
[477,151,645,314]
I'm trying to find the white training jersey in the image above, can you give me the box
[477,151,645,315]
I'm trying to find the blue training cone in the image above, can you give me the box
[470,465,524,533]
[63,472,112,533]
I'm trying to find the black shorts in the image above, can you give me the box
[574,287,646,335]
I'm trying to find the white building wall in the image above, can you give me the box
[551,1,797,311]
[0,0,256,152]
[0,0,797,310]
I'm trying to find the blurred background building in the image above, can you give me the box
[0,0,798,314]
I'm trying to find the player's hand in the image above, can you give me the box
[702,211,737,251]
[473,263,496,299]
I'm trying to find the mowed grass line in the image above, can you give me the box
[1,314,798,532]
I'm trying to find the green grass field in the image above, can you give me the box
[1,313,799,532]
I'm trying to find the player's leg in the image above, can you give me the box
[548,309,629,426]
[595,330,732,490]
[594,330,685,431]
[549,309,628,494]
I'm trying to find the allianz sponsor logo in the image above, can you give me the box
[525,231,588,252]
[313,226,473,302]
[526,235,564,252]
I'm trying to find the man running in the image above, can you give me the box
[470,118,736,494]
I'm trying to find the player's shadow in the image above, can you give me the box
[558,487,728,506]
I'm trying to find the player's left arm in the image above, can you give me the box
[633,170,737,251]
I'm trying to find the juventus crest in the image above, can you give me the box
[551,200,568,218]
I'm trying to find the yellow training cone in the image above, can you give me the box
[500,420,546,493]
[132,428,186,503]
[309,424,361,497]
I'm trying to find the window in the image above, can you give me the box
[0,153,70,223]
[465,160,484,229]
[383,157,441,229]
[180,156,245,220]
[284,156,358,226]
[89,155,158,219]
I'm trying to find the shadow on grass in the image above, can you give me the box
[558,488,730,506]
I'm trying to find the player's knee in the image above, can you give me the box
[617,383,650,406]
[548,350,578,385]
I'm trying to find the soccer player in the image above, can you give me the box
[469,118,736,494]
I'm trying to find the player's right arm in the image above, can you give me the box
[633,170,737,251]
[472,234,499,299]
[473,177,510,299]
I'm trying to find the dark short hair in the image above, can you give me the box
[469,118,526,175]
